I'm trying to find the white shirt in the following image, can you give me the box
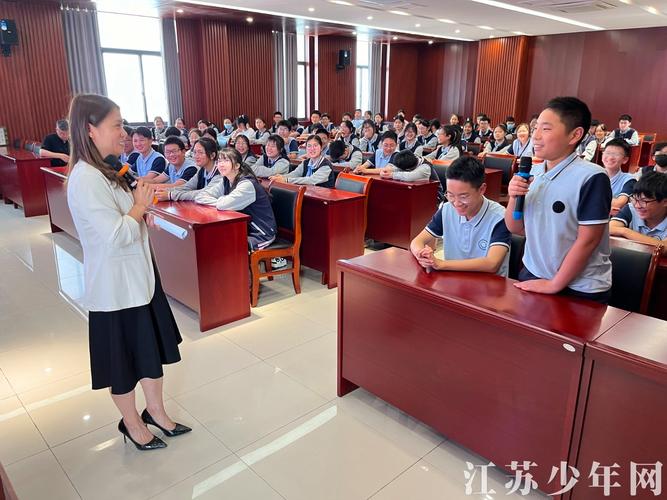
[67,160,155,311]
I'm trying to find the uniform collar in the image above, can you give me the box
[458,197,490,227]
[543,152,579,181]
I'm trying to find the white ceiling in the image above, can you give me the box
[172,0,667,41]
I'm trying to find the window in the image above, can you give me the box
[356,35,371,112]
[97,12,169,124]
[296,33,308,119]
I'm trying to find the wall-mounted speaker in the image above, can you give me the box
[336,49,351,70]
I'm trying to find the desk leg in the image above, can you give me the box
[337,273,359,396]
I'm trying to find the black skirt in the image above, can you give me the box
[88,268,182,395]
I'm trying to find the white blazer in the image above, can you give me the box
[67,160,155,312]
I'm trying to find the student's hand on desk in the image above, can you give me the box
[507,173,533,198]
[60,153,70,162]
[513,279,560,294]
[270,175,285,183]
[378,168,394,179]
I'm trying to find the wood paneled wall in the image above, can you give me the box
[474,36,530,125]
[526,27,667,138]
[317,35,356,121]
[175,18,275,127]
[386,43,419,118]
[0,1,71,143]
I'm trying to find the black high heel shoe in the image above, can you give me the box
[118,419,167,450]
[141,409,192,437]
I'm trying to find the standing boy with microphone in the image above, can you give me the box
[505,97,613,303]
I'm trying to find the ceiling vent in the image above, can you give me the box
[516,0,618,14]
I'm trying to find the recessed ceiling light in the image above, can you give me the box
[330,0,353,5]
[246,17,253,23]
[643,5,660,14]
[478,25,494,30]
[305,25,310,29]
[438,18,456,24]
[489,35,494,38]
[415,23,421,27]
[389,10,409,16]
[468,0,603,30]
[428,40,433,44]
[392,35,398,40]
[512,31,525,35]
[308,7,315,12]
[618,0,631,3]
[455,29,461,33]
[352,31,357,34]
[366,15,373,20]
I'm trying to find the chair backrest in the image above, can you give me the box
[268,182,306,249]
[627,145,642,170]
[465,143,482,155]
[430,163,448,192]
[508,234,526,280]
[483,154,515,185]
[640,132,656,142]
[335,172,372,196]
[609,237,663,314]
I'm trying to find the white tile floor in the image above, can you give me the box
[0,202,547,499]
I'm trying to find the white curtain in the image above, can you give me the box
[162,17,183,123]
[62,6,107,95]
[272,31,285,114]
[369,41,382,114]
[284,32,298,118]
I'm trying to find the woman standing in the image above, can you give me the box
[66,94,190,451]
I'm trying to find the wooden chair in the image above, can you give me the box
[483,154,515,186]
[249,182,306,307]
[626,144,642,172]
[335,172,373,233]
[464,142,482,156]
[609,237,663,314]
[640,132,656,142]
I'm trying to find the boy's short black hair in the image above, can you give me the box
[287,117,300,128]
[654,142,667,152]
[392,150,419,171]
[322,113,330,119]
[277,119,292,130]
[132,126,153,139]
[163,136,186,150]
[416,118,430,128]
[313,126,329,136]
[590,119,600,127]
[430,119,441,130]
[328,140,347,161]
[273,111,283,116]
[479,115,491,124]
[619,114,632,122]
[633,171,667,201]
[123,125,134,136]
[604,138,631,158]
[311,110,321,117]
[445,156,486,189]
[505,116,515,122]
[165,126,181,137]
[381,130,398,143]
[545,96,591,147]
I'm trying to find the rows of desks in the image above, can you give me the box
[0,148,51,217]
[337,248,666,499]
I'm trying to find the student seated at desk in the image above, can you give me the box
[424,125,462,162]
[320,113,334,133]
[477,116,493,142]
[144,137,197,187]
[374,113,387,133]
[410,156,511,276]
[482,124,511,155]
[336,120,360,148]
[41,119,71,167]
[359,120,380,153]
[234,135,257,167]
[251,135,290,178]
[505,96,612,303]
[610,172,667,245]
[270,111,283,133]
[270,134,334,188]
[185,128,203,159]
[195,148,277,250]
[152,116,167,142]
[392,116,406,142]
[230,115,255,142]
[355,131,400,174]
[277,120,299,157]
[203,127,218,145]
[287,117,304,137]
[575,119,599,161]
[417,119,438,149]
[119,126,139,166]
[329,140,363,169]
[251,118,270,145]
[461,120,481,150]
[131,126,166,180]
[639,142,667,177]
[507,123,534,158]
[604,114,640,146]
[315,127,331,156]
[174,117,188,137]
[307,110,323,134]
[602,138,636,215]
[399,123,424,156]
[378,150,440,188]
[351,109,364,131]
[155,137,221,201]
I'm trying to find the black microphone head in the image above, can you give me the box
[103,154,122,171]
[518,155,532,173]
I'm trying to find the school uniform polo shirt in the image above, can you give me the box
[370,150,396,168]
[166,158,197,184]
[608,170,636,198]
[612,204,667,240]
[523,152,612,294]
[425,197,512,276]
[134,150,166,177]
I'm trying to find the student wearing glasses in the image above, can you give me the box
[410,156,511,275]
[610,172,667,244]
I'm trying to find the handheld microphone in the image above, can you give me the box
[103,155,138,189]
[512,156,533,220]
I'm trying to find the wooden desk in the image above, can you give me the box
[148,202,251,331]
[337,248,630,492]
[570,313,667,499]
[259,179,366,288]
[365,178,440,249]
[649,255,667,320]
[41,167,79,239]
[0,148,51,217]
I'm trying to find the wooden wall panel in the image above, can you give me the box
[386,43,419,118]
[526,27,667,138]
[415,44,445,120]
[474,36,530,125]
[317,35,356,122]
[0,1,71,144]
[176,18,205,127]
